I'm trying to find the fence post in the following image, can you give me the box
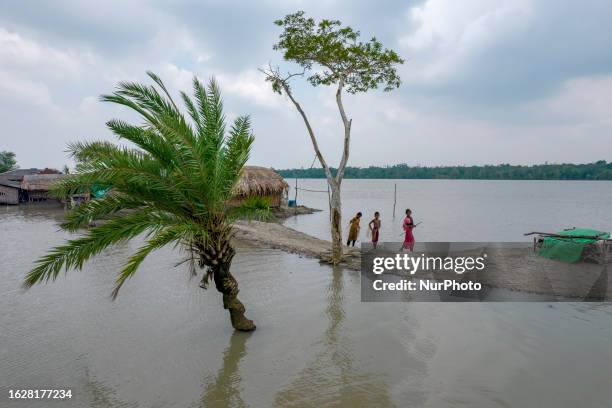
[294,178,298,214]
[393,183,397,218]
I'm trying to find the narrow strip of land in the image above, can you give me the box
[233,220,361,270]
[233,221,611,299]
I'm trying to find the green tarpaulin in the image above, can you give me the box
[90,184,110,198]
[537,228,610,263]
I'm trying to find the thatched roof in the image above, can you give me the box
[0,168,63,190]
[21,174,65,191]
[235,166,288,196]
[0,179,21,189]
[0,168,39,183]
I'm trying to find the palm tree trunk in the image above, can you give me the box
[212,260,256,332]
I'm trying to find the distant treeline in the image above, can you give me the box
[276,160,612,180]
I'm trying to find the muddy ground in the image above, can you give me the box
[233,221,610,300]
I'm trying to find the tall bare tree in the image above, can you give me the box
[262,11,403,263]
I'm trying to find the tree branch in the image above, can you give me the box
[335,78,351,183]
[260,66,336,185]
[283,83,335,184]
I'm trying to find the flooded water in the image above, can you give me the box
[2,180,612,407]
[284,179,612,242]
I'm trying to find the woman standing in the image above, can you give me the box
[347,212,362,247]
[368,212,381,249]
[402,209,415,251]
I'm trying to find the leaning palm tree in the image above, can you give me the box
[24,72,259,331]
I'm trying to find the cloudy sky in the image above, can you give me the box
[1,0,611,170]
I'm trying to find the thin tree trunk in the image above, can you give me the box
[279,82,347,263]
[265,72,354,264]
[329,184,343,263]
[212,259,256,332]
[331,79,351,263]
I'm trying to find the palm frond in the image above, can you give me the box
[111,223,198,299]
[60,192,144,232]
[24,209,176,288]
[104,121,178,167]
[26,72,255,299]
[59,141,194,209]
[218,116,254,198]
[146,71,179,112]
[180,91,201,131]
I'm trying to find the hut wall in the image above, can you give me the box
[269,192,282,208]
[0,185,19,205]
[27,190,56,202]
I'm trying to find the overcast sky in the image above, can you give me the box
[1,0,611,170]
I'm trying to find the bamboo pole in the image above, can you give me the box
[393,183,397,218]
[294,178,298,214]
[524,231,609,240]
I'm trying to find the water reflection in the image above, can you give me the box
[200,332,252,408]
[0,202,66,223]
[274,267,393,407]
[82,365,137,408]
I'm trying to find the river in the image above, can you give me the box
[284,179,612,241]
[1,179,612,407]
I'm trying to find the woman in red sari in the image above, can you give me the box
[402,209,415,251]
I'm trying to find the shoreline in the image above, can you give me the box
[234,222,610,300]
[233,219,361,270]
[4,203,608,299]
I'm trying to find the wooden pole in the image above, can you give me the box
[524,231,608,240]
[327,183,332,223]
[393,183,397,218]
[294,178,298,214]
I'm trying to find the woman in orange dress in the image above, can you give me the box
[347,212,362,247]
[368,211,381,248]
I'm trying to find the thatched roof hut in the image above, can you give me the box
[0,169,64,204]
[0,168,40,187]
[21,174,64,191]
[234,166,289,208]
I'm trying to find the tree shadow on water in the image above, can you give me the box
[199,331,252,408]
[274,266,394,407]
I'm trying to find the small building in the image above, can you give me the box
[0,169,37,204]
[234,166,289,208]
[0,183,20,204]
[0,168,64,204]
[21,174,65,202]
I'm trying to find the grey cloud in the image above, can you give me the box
[400,0,612,106]
[0,0,610,170]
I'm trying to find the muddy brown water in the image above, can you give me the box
[2,203,612,407]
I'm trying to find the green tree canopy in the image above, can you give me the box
[264,11,404,262]
[277,161,612,180]
[271,11,404,94]
[0,151,17,173]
